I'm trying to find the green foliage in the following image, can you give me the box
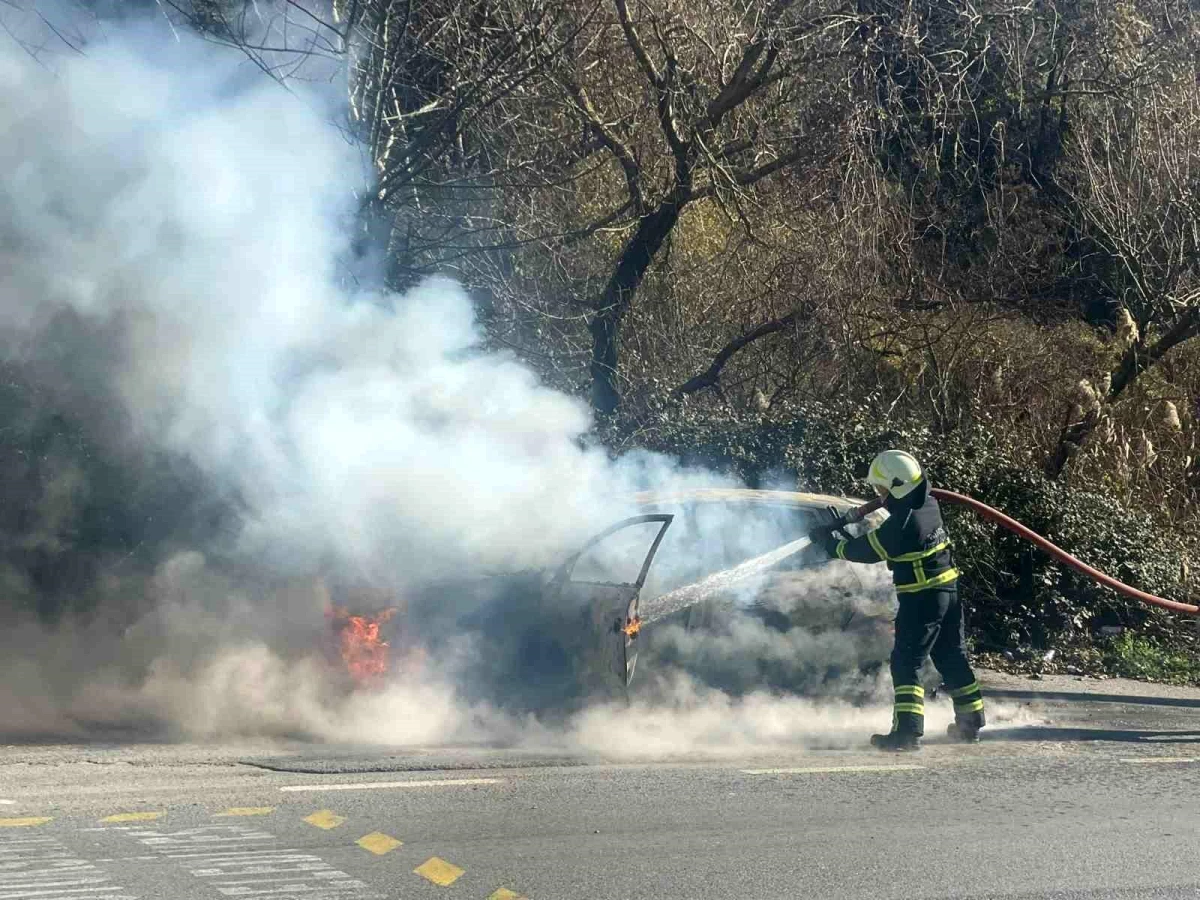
[608,398,1199,661]
[1099,633,1200,685]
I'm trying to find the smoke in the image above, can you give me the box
[1,28,643,586]
[645,566,897,698]
[0,539,913,749]
[0,11,930,751]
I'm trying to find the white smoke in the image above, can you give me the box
[0,12,920,750]
[0,21,726,587]
[645,565,896,697]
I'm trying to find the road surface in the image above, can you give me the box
[1,671,1199,900]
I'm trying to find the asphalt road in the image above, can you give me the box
[2,671,1200,900]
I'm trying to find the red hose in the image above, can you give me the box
[843,489,1198,615]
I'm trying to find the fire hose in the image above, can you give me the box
[836,488,1199,616]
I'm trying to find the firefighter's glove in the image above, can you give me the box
[806,525,838,552]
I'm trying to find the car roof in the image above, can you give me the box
[630,487,868,510]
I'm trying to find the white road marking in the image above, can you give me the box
[742,765,927,775]
[0,834,136,899]
[279,777,502,793]
[1119,756,1199,764]
[124,827,275,848]
[114,824,383,898]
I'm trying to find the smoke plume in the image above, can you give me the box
[0,10,929,750]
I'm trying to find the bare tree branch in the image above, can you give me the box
[612,0,662,88]
[673,309,800,396]
[560,74,646,212]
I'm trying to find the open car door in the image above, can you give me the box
[546,514,673,692]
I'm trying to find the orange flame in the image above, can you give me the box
[621,615,642,638]
[327,605,398,687]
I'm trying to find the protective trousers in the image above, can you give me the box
[889,587,985,737]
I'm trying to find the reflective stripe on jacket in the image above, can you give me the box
[823,477,959,594]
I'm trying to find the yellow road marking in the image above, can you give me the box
[303,810,346,830]
[742,765,925,775]
[415,856,465,886]
[101,812,163,823]
[356,831,403,855]
[215,807,275,816]
[1120,757,1199,764]
[0,817,51,827]
[489,890,526,900]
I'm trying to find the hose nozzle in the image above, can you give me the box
[836,497,884,530]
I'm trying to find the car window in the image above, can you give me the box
[637,501,814,595]
[569,519,667,585]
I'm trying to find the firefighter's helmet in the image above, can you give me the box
[867,449,924,499]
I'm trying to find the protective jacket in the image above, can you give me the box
[818,478,959,595]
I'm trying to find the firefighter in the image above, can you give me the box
[807,450,985,751]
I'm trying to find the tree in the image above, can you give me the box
[546,0,851,413]
[660,0,1046,414]
[1047,81,1200,476]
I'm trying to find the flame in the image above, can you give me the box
[621,615,641,638]
[327,605,398,687]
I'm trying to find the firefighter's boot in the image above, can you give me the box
[946,709,986,743]
[872,683,923,752]
[870,730,921,752]
[945,680,986,743]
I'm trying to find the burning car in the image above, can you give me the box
[323,489,894,717]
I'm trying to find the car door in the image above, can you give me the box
[545,513,673,696]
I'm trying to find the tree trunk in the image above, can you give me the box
[1108,307,1200,400]
[1044,406,1101,479]
[589,201,683,414]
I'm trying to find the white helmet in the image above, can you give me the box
[867,449,924,499]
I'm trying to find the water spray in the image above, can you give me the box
[615,487,1198,692]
